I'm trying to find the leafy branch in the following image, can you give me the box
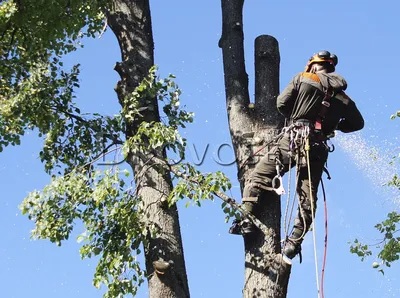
[351,111,399,274]
[350,212,400,274]
[390,110,400,120]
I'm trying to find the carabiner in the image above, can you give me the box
[272,175,286,195]
[328,141,335,152]
[272,163,286,195]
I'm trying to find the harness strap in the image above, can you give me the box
[247,182,275,192]
[242,196,258,203]
[315,88,334,131]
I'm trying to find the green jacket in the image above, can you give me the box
[277,72,364,135]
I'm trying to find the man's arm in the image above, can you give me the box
[336,92,364,133]
[277,75,298,118]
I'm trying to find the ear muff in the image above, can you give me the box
[330,54,338,66]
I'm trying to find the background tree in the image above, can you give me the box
[1,1,250,297]
[1,1,191,297]
[2,0,291,296]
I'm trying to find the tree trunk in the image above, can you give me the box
[219,1,291,297]
[107,1,190,297]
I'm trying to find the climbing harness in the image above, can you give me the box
[276,122,332,298]
[238,117,333,297]
[315,85,335,132]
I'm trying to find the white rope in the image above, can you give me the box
[283,156,292,238]
[305,137,321,298]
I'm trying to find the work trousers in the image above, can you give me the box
[243,131,329,245]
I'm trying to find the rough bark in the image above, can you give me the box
[255,35,282,126]
[219,1,290,297]
[219,0,253,178]
[107,1,190,297]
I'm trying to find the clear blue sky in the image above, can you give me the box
[1,0,399,297]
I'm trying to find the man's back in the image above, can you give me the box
[277,72,364,135]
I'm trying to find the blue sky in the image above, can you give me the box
[1,0,399,297]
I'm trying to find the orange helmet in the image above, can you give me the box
[305,50,338,73]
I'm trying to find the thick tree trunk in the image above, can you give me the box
[107,1,190,297]
[219,1,290,297]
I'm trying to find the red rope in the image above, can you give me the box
[320,179,328,298]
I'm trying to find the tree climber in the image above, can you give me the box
[230,51,364,260]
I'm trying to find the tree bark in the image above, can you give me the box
[254,35,282,126]
[107,1,190,297]
[219,1,291,297]
[219,0,253,180]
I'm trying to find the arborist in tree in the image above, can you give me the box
[230,51,364,260]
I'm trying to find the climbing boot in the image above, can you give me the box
[282,240,302,263]
[229,218,256,235]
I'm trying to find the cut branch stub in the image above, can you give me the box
[220,0,250,110]
[255,35,284,127]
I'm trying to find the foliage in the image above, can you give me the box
[168,162,239,222]
[1,0,107,91]
[1,0,115,174]
[123,66,193,160]
[350,212,400,274]
[21,167,146,297]
[390,110,400,120]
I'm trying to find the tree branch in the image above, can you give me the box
[219,0,250,109]
[148,154,272,237]
[52,106,124,145]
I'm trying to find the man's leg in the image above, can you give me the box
[230,135,291,235]
[229,152,277,234]
[283,143,328,258]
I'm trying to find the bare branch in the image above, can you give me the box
[98,17,108,39]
